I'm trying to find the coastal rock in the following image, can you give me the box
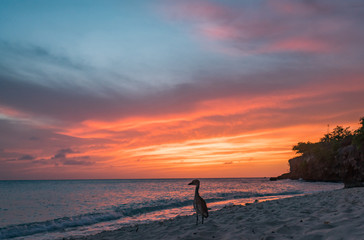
[276,173,291,180]
[339,145,364,187]
[277,144,364,185]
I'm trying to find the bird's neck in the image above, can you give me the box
[194,184,200,196]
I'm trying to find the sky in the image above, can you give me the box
[0,0,364,180]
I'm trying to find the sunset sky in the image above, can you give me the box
[1,0,364,180]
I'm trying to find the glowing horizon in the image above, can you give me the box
[1,0,364,180]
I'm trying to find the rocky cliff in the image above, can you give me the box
[277,144,364,187]
[275,118,364,187]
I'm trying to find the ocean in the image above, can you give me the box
[0,178,343,240]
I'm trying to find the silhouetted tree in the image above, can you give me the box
[353,117,364,151]
[292,141,315,155]
[320,126,352,144]
[287,117,364,183]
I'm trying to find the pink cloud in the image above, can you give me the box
[200,24,238,40]
[263,37,331,53]
[267,0,326,16]
[160,0,361,55]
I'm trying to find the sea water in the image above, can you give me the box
[0,178,342,239]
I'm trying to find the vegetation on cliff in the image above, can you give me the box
[277,117,364,186]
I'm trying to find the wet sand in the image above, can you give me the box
[69,187,364,240]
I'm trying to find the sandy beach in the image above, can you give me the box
[68,187,364,240]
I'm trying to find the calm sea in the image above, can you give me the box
[0,178,342,239]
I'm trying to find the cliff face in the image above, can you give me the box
[277,145,364,187]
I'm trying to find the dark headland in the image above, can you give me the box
[273,117,364,188]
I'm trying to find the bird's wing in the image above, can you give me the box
[197,196,209,218]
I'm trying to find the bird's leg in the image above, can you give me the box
[202,216,204,224]
[196,214,198,225]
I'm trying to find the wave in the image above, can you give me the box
[215,190,303,199]
[0,190,302,239]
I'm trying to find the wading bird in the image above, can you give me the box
[188,179,208,225]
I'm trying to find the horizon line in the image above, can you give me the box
[0,176,274,181]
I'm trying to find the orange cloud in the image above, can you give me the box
[42,74,362,179]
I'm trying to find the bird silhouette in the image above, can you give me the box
[188,179,208,225]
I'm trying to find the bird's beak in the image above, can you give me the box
[188,182,193,185]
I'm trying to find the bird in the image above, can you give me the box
[188,179,208,225]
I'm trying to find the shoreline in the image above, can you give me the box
[66,187,364,240]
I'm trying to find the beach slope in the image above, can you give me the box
[70,187,364,240]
